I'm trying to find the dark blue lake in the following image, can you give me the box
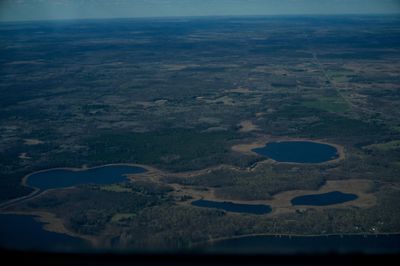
[205,234,400,254]
[191,200,272,215]
[26,165,147,190]
[291,191,358,206]
[0,214,89,252]
[252,141,339,163]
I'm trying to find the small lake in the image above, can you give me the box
[291,191,358,206]
[204,234,400,254]
[0,214,89,252]
[191,200,272,215]
[26,165,147,190]
[252,141,339,163]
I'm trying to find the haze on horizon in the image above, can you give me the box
[1,0,400,22]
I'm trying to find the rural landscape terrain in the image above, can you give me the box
[0,15,400,252]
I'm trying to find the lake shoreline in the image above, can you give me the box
[21,163,152,188]
[0,163,151,210]
[231,135,346,165]
[2,211,399,253]
[193,232,400,251]
[0,210,96,245]
[3,135,346,210]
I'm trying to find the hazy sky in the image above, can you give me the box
[1,0,400,22]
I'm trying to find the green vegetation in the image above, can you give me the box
[262,105,390,140]
[83,128,241,172]
[326,69,353,83]
[302,96,349,113]
[164,164,325,200]
[18,184,400,249]
[363,140,400,151]
[111,213,137,223]
[99,184,132,193]
[25,185,171,235]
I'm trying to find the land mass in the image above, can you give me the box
[0,15,400,251]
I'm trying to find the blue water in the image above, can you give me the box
[191,200,272,215]
[26,165,146,190]
[0,214,89,252]
[252,141,339,163]
[205,234,400,254]
[291,191,358,206]
[2,213,399,254]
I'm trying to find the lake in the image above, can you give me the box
[291,191,358,206]
[252,141,339,163]
[191,199,272,215]
[2,213,399,254]
[204,234,400,254]
[0,214,89,252]
[26,165,147,190]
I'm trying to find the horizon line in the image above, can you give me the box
[1,13,399,24]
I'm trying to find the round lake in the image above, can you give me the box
[26,165,147,190]
[291,191,358,206]
[252,141,339,163]
[191,199,272,215]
